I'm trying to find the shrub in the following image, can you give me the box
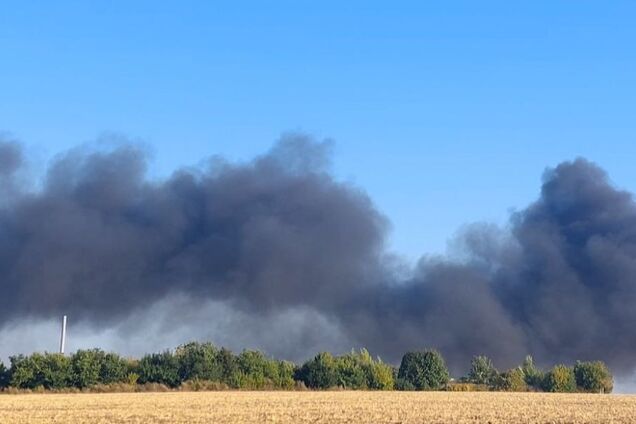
[126,372,139,385]
[175,342,223,383]
[468,355,498,386]
[100,353,132,384]
[335,351,368,389]
[71,349,103,388]
[296,349,393,390]
[87,382,137,393]
[573,361,613,393]
[332,349,394,390]
[445,382,489,391]
[0,361,9,389]
[397,350,449,390]
[394,378,416,391]
[136,382,171,392]
[0,343,616,394]
[179,379,230,391]
[543,365,576,393]
[137,351,180,388]
[366,359,395,390]
[521,355,544,389]
[235,350,279,389]
[494,368,527,392]
[277,361,297,389]
[216,347,239,387]
[296,352,338,389]
[9,353,71,389]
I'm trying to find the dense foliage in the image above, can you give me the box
[0,343,613,393]
[542,365,577,393]
[521,355,544,389]
[0,361,9,388]
[296,349,393,390]
[396,350,450,390]
[573,361,613,393]
[492,368,527,392]
[468,356,498,386]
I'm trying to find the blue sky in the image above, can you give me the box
[1,1,635,260]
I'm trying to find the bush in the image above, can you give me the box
[468,356,498,386]
[9,353,71,389]
[543,365,576,393]
[296,352,338,389]
[521,355,544,389]
[296,349,393,390]
[445,382,489,391]
[397,350,449,390]
[366,359,394,390]
[335,351,368,389]
[126,372,139,385]
[0,361,9,389]
[137,351,180,388]
[100,354,133,385]
[574,361,613,393]
[216,347,239,387]
[179,379,230,391]
[334,349,394,390]
[0,342,615,394]
[6,349,133,390]
[136,382,171,392]
[494,368,527,392]
[71,349,104,388]
[276,361,297,389]
[87,382,137,393]
[175,342,223,383]
[235,350,281,389]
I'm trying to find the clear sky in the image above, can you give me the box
[1,1,635,260]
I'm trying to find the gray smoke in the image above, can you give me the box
[1,134,635,375]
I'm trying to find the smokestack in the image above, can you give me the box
[59,315,67,354]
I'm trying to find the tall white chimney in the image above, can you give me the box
[59,315,67,354]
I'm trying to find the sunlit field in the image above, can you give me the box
[1,391,635,424]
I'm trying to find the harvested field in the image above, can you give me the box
[1,391,634,423]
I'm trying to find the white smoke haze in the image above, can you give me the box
[1,133,636,391]
[0,295,349,364]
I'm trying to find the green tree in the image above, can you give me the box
[296,352,338,389]
[8,355,32,388]
[334,349,394,390]
[216,347,239,387]
[71,349,104,388]
[276,360,297,389]
[493,368,527,392]
[468,355,498,386]
[397,350,449,390]
[99,353,131,384]
[0,361,9,389]
[10,353,71,389]
[137,351,180,387]
[521,355,543,388]
[235,350,279,389]
[543,365,576,393]
[335,350,369,389]
[69,349,129,387]
[175,342,223,382]
[364,355,395,390]
[573,361,613,393]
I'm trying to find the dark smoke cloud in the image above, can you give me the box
[1,134,635,375]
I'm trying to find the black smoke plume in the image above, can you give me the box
[1,134,635,374]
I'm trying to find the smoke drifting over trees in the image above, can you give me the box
[1,134,635,375]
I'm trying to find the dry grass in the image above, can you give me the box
[1,391,635,423]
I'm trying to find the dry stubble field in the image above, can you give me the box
[1,391,635,423]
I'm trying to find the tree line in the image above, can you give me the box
[0,342,613,393]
